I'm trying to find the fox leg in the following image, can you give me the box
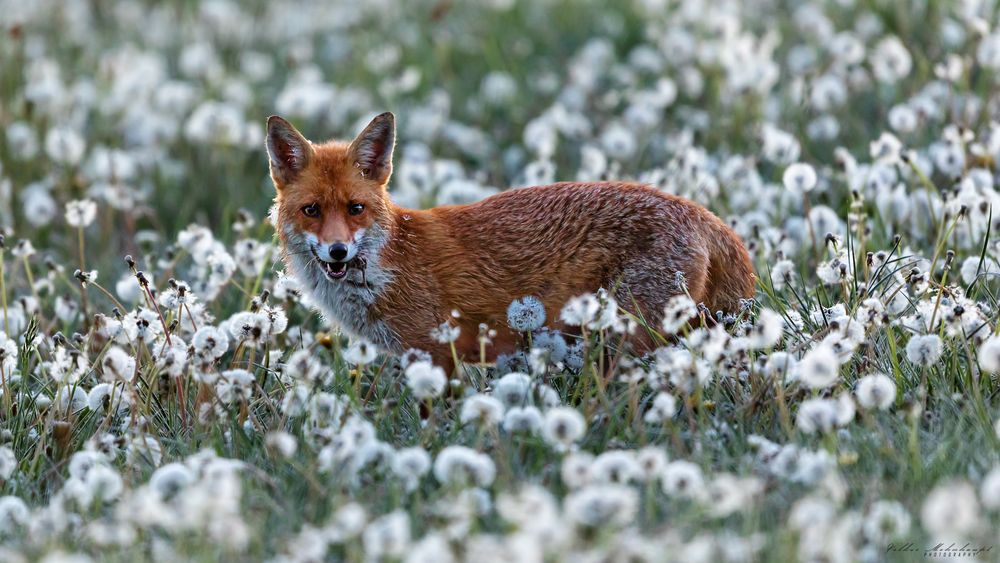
[614,248,710,354]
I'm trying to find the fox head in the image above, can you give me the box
[267,112,395,281]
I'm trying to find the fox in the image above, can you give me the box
[265,112,756,368]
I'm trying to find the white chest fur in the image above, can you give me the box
[284,225,400,352]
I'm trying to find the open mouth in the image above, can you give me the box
[310,248,350,280]
[319,259,349,280]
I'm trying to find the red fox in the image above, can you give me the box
[266,112,755,367]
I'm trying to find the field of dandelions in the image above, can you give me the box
[2,0,1000,561]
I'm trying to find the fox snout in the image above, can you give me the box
[329,243,349,262]
[307,238,356,280]
[311,236,360,263]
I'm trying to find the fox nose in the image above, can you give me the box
[329,243,349,262]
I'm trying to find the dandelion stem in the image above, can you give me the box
[76,226,90,329]
[0,248,7,337]
[774,377,794,438]
[87,280,127,314]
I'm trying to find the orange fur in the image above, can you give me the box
[267,113,756,367]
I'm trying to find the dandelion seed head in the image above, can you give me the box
[542,407,586,452]
[506,296,546,332]
[855,373,896,410]
[404,361,446,400]
[65,199,97,228]
[460,394,505,426]
[905,334,943,366]
[342,339,377,365]
[782,162,817,194]
[502,405,543,434]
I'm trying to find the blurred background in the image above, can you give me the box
[0,0,981,267]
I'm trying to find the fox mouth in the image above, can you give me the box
[319,259,349,280]
[306,248,347,280]
[310,248,364,282]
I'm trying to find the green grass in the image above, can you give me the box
[0,0,998,561]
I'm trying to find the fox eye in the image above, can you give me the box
[348,203,365,216]
[301,203,320,218]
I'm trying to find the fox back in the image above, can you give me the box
[266,112,756,365]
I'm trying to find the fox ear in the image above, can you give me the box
[349,112,395,184]
[266,116,312,186]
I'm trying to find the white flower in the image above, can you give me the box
[920,480,982,538]
[870,132,903,162]
[661,295,697,334]
[226,311,269,345]
[125,435,162,468]
[121,308,163,344]
[761,124,801,165]
[260,305,288,335]
[542,407,586,451]
[977,336,1000,374]
[634,447,668,481]
[600,122,637,160]
[281,385,310,417]
[101,346,136,382]
[746,308,784,349]
[560,291,618,331]
[433,446,495,487]
[0,446,16,480]
[590,450,641,485]
[863,501,911,544]
[561,452,595,489]
[977,32,1000,70]
[88,383,128,414]
[980,466,1000,511]
[0,496,29,530]
[65,199,98,228]
[507,296,546,332]
[771,260,795,291]
[643,392,678,424]
[816,256,852,285]
[265,432,298,458]
[796,398,838,434]
[835,392,855,426]
[45,126,86,166]
[705,473,763,517]
[460,394,505,426]
[564,484,638,528]
[871,36,911,83]
[782,163,817,194]
[47,345,88,385]
[493,371,531,407]
[11,239,35,258]
[429,322,460,344]
[502,406,543,434]
[661,460,705,500]
[362,511,411,561]
[0,332,18,376]
[404,361,446,400]
[193,326,229,359]
[888,104,918,133]
[798,344,839,389]
[283,349,327,385]
[6,121,38,160]
[392,447,431,492]
[216,369,255,404]
[855,373,896,410]
[905,334,942,366]
[343,339,377,365]
[765,351,798,383]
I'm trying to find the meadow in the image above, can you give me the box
[0,0,999,561]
